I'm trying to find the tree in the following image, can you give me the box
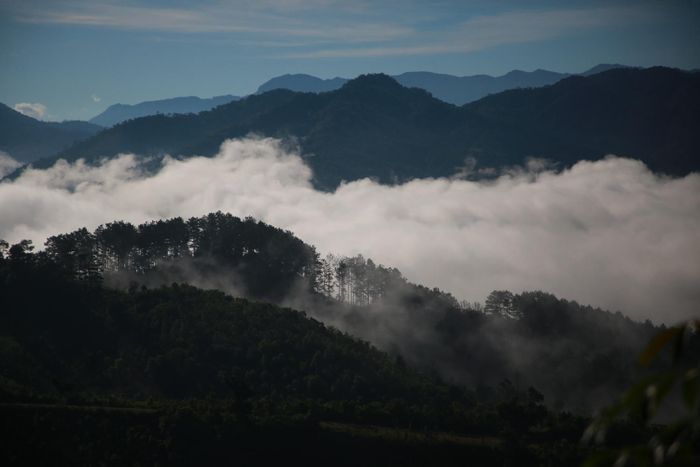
[484,290,519,318]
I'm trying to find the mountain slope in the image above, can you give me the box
[0,104,103,163]
[29,67,700,189]
[1,242,575,466]
[465,66,700,174]
[89,95,240,127]
[3,212,673,410]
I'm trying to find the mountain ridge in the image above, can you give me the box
[0,103,103,163]
[14,67,699,189]
[89,94,240,127]
[255,64,633,105]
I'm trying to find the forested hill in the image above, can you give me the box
[0,103,102,163]
[0,212,674,411]
[25,67,700,189]
[2,236,597,466]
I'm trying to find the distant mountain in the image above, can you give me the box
[0,103,102,163]
[580,63,633,76]
[89,95,240,127]
[393,69,568,104]
[255,64,630,105]
[32,67,700,189]
[257,74,348,94]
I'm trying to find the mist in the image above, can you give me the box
[0,152,21,178]
[1,136,698,324]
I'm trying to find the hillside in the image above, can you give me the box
[1,212,673,411]
[1,229,578,467]
[0,104,102,163]
[2,213,692,464]
[89,94,240,127]
[465,66,700,174]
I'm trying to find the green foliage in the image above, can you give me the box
[583,320,700,466]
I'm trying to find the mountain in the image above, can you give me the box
[465,66,700,174]
[255,70,567,105]
[0,103,102,163]
[255,65,630,105]
[32,67,700,189]
[393,69,567,104]
[89,94,240,127]
[257,74,348,94]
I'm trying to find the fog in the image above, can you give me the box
[1,137,698,323]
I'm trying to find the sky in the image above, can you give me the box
[1,0,699,121]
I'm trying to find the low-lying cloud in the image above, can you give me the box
[0,152,21,178]
[13,102,47,120]
[1,137,698,324]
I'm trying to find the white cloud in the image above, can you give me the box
[0,137,698,324]
[283,6,654,58]
[0,151,21,178]
[11,1,410,42]
[13,102,47,119]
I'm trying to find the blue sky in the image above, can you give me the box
[1,0,698,121]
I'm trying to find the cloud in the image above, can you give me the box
[1,137,698,324]
[10,0,410,43]
[13,102,47,119]
[0,151,21,178]
[7,1,658,57]
[283,6,654,58]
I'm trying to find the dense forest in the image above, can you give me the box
[1,213,698,465]
[1,231,584,466]
[0,213,674,410]
[19,67,700,189]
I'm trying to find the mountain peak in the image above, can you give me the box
[257,74,347,94]
[341,73,403,92]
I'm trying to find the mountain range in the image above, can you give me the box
[23,66,699,190]
[256,64,628,105]
[0,64,640,164]
[83,64,628,128]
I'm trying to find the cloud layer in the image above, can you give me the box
[1,137,698,323]
[13,102,47,119]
